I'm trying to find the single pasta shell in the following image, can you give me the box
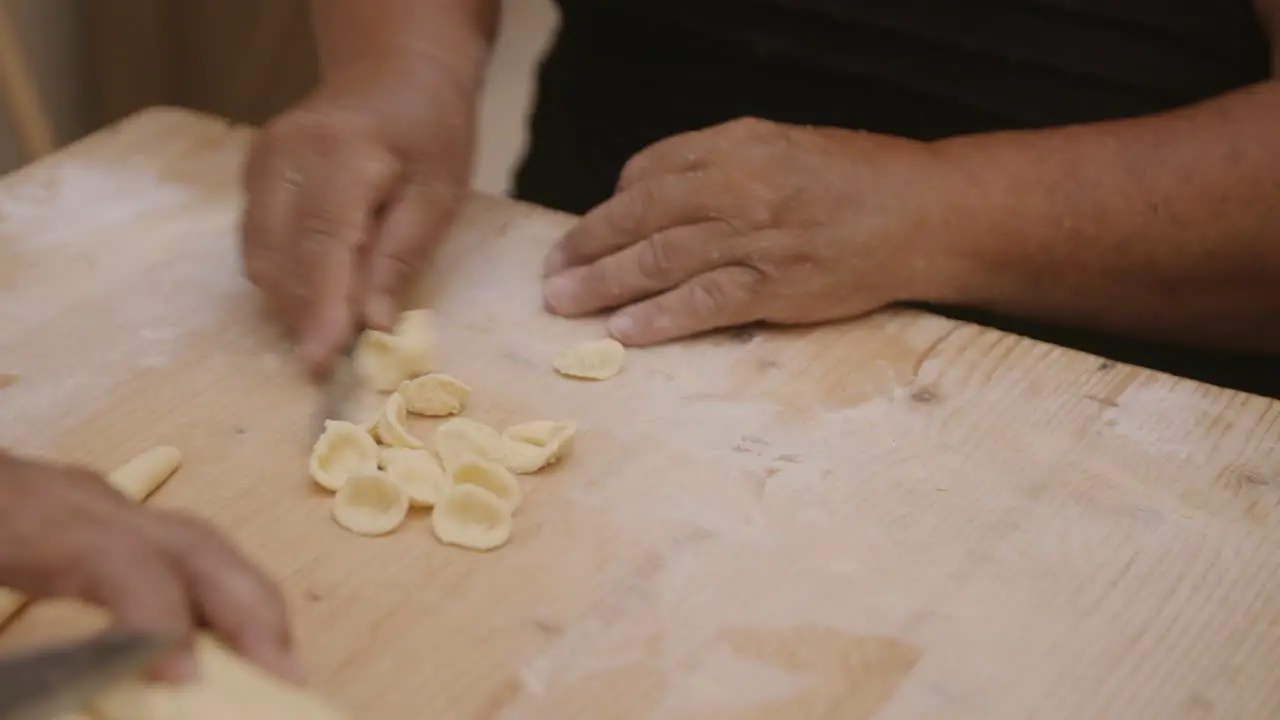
[450,457,522,512]
[393,309,436,377]
[381,447,450,507]
[353,329,409,392]
[398,373,471,417]
[500,420,577,474]
[332,471,410,536]
[375,393,423,448]
[431,484,514,551]
[553,338,625,380]
[310,420,380,492]
[435,417,505,473]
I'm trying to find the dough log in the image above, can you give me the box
[88,632,349,719]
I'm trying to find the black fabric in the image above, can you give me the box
[513,0,1279,398]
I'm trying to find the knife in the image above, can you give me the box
[0,631,178,720]
[314,338,359,436]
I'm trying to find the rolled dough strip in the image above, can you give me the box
[0,445,184,627]
[88,633,349,719]
[106,445,184,500]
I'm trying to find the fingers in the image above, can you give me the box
[607,266,764,345]
[614,117,770,193]
[543,171,730,277]
[0,462,299,685]
[84,531,199,683]
[240,138,301,320]
[543,221,738,316]
[362,180,463,330]
[292,144,400,377]
[614,128,715,193]
[143,512,302,684]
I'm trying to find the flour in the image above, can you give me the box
[0,162,198,251]
[1100,383,1223,462]
[0,190,248,450]
[650,642,813,717]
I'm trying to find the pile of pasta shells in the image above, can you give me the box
[309,310,621,551]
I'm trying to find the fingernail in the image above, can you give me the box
[543,247,567,277]
[543,274,579,314]
[298,341,329,377]
[608,313,637,341]
[157,650,200,684]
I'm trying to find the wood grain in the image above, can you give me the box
[1,107,1279,719]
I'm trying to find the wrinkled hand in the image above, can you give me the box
[0,453,299,684]
[542,117,960,344]
[241,58,476,377]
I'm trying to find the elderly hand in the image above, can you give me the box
[541,117,967,344]
[241,57,477,377]
[0,452,299,684]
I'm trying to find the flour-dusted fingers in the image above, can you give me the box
[607,265,766,345]
[543,221,739,317]
[542,169,735,277]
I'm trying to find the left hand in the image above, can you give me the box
[541,117,966,344]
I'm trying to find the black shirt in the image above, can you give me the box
[513,1,1278,398]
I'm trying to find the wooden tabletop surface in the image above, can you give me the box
[1,108,1278,719]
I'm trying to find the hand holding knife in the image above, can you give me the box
[0,631,177,720]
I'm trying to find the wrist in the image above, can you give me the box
[311,1,498,96]
[868,136,1000,309]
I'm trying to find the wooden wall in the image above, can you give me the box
[84,0,319,127]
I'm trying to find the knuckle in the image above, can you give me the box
[614,183,655,236]
[689,276,733,317]
[634,234,674,283]
[726,116,768,136]
[71,529,160,589]
[159,513,230,554]
[617,153,650,188]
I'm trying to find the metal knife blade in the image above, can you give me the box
[0,631,178,720]
[315,338,358,436]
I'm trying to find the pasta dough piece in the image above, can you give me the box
[353,309,437,391]
[434,417,505,472]
[374,392,423,449]
[431,485,514,551]
[106,445,183,500]
[380,447,450,507]
[309,420,380,491]
[331,471,409,536]
[88,633,348,720]
[553,338,625,380]
[450,457,522,512]
[0,444,184,626]
[398,373,471,417]
[501,420,576,474]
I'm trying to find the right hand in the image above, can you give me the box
[0,452,300,684]
[241,56,478,378]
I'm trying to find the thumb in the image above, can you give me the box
[362,181,463,330]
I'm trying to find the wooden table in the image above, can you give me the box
[1,108,1279,719]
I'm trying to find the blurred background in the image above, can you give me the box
[0,0,558,195]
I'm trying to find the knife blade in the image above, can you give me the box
[315,338,358,436]
[0,631,177,720]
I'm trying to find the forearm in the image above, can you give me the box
[931,81,1280,354]
[309,0,500,89]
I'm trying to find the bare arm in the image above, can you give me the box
[928,1,1280,354]
[309,0,500,88]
